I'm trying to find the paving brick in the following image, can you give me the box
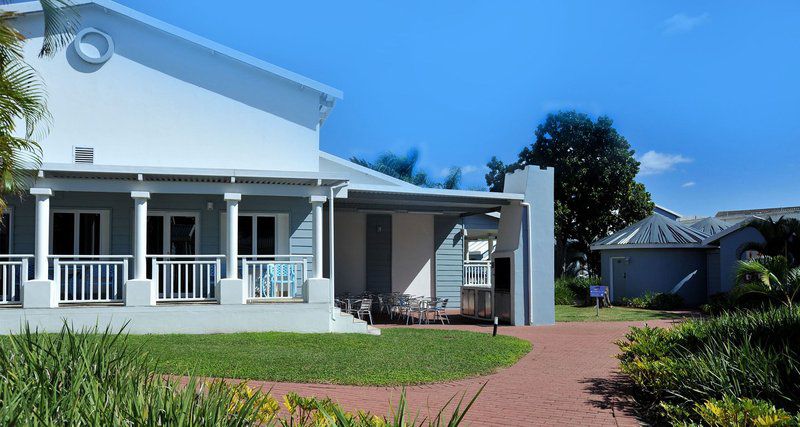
[184,319,678,425]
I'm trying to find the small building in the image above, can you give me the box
[591,213,767,305]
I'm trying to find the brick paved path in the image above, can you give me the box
[207,319,680,426]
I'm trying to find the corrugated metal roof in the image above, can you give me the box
[592,214,710,249]
[689,217,732,236]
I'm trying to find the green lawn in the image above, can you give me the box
[126,328,530,386]
[555,304,686,322]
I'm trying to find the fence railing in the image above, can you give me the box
[463,260,492,287]
[150,255,222,302]
[240,255,308,300]
[53,255,130,303]
[0,255,31,305]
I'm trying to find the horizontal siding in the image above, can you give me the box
[434,216,463,307]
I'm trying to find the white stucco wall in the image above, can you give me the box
[334,211,366,295]
[15,5,322,172]
[391,214,434,297]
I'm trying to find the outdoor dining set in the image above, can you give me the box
[334,293,450,325]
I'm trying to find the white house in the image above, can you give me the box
[0,0,554,334]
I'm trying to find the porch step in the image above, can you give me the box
[330,310,380,335]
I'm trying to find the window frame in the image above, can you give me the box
[146,211,201,255]
[49,209,111,255]
[220,212,289,256]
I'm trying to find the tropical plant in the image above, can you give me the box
[351,148,462,189]
[0,0,77,211]
[0,322,483,425]
[620,291,683,310]
[616,306,800,424]
[485,111,653,275]
[744,217,800,267]
[734,255,800,308]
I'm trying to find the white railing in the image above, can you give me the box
[464,260,492,287]
[0,255,31,305]
[53,255,130,303]
[240,255,308,300]
[150,255,223,302]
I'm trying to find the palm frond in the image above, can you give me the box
[36,0,79,58]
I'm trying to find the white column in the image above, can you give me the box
[309,195,326,279]
[224,193,241,279]
[131,191,150,280]
[31,188,52,280]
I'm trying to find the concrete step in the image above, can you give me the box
[330,311,380,335]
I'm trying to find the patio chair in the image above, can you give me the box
[405,299,424,325]
[354,298,374,324]
[433,298,450,324]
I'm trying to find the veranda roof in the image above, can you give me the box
[591,214,710,250]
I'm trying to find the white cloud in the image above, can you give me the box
[637,150,692,176]
[662,13,709,35]
[681,181,696,188]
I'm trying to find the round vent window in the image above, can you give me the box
[74,27,114,64]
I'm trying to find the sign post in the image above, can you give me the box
[590,286,606,317]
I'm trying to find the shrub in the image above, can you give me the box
[554,276,601,306]
[691,396,799,427]
[620,291,683,310]
[0,323,481,425]
[616,307,800,424]
[554,278,576,305]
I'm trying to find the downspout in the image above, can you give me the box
[329,182,348,320]
[521,202,534,325]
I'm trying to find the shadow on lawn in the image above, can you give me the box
[581,374,647,424]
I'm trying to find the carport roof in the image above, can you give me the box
[591,214,711,250]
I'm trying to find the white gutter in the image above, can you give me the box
[329,182,348,320]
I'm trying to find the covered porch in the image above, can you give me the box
[0,165,372,334]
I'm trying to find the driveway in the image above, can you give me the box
[234,319,677,426]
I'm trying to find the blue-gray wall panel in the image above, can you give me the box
[434,216,463,307]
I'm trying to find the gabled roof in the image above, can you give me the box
[689,217,732,236]
[7,0,343,100]
[591,214,710,250]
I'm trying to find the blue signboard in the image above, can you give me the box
[590,286,607,298]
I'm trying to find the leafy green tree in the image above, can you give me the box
[486,111,653,274]
[351,148,462,189]
[0,0,77,211]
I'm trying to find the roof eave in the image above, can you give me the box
[591,243,714,251]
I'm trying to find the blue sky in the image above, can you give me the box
[118,1,800,217]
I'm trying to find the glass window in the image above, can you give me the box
[256,216,276,255]
[146,216,164,254]
[53,212,75,255]
[170,216,196,255]
[238,216,253,256]
[0,213,10,253]
[78,213,101,255]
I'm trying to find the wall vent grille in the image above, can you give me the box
[73,146,94,164]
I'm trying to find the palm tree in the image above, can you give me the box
[351,148,462,189]
[742,217,800,267]
[0,0,77,211]
[734,255,800,308]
